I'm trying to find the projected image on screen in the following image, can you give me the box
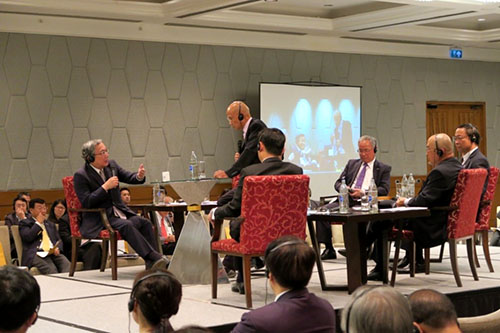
[260,83,361,198]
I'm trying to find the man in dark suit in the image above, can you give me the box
[372,134,462,280]
[317,135,392,260]
[4,196,30,260]
[214,101,267,179]
[209,128,303,293]
[232,235,336,333]
[73,139,168,270]
[19,198,70,274]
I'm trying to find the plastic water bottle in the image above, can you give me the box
[339,178,349,214]
[408,173,415,198]
[369,179,378,213]
[152,182,160,205]
[402,174,408,198]
[189,151,198,179]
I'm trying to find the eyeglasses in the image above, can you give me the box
[453,136,467,141]
[357,149,372,153]
[95,149,109,156]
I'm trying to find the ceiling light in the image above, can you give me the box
[478,18,486,21]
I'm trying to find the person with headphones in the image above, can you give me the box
[129,268,182,333]
[74,139,169,270]
[232,235,335,333]
[209,128,303,294]
[213,101,267,180]
[0,266,41,333]
[316,135,392,260]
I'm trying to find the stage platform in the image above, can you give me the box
[31,244,500,333]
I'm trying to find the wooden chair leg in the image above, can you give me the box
[474,231,480,268]
[211,251,219,300]
[110,234,118,280]
[424,248,430,275]
[466,238,479,281]
[242,255,252,309]
[481,230,495,272]
[409,241,416,277]
[100,240,108,272]
[69,237,78,277]
[449,239,462,287]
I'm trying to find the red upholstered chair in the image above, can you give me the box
[62,176,120,280]
[474,167,499,272]
[211,174,309,308]
[231,174,240,189]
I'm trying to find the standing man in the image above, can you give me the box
[214,101,267,179]
[73,139,168,270]
[209,128,303,294]
[316,135,391,260]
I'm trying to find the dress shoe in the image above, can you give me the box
[397,263,425,274]
[367,268,383,281]
[231,282,245,294]
[226,270,236,278]
[390,256,410,270]
[338,249,347,257]
[321,248,337,260]
[151,255,170,270]
[251,257,265,270]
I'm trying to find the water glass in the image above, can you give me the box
[395,182,403,199]
[154,188,165,206]
[360,194,370,211]
[198,160,206,179]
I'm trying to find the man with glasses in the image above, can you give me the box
[73,139,168,270]
[316,135,391,260]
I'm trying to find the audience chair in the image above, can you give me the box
[391,169,487,287]
[10,225,40,274]
[62,176,117,280]
[474,167,499,272]
[459,308,500,333]
[0,226,11,265]
[211,175,310,308]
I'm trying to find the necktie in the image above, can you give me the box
[354,163,368,189]
[99,169,106,182]
[160,216,169,243]
[460,157,464,165]
[41,225,51,252]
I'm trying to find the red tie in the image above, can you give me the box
[160,216,169,244]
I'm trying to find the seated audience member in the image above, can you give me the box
[316,135,391,260]
[409,289,461,333]
[19,198,70,274]
[17,191,31,205]
[48,199,102,270]
[130,268,182,333]
[232,235,335,333]
[156,192,176,255]
[209,128,303,294]
[341,286,414,333]
[4,196,30,260]
[120,187,131,205]
[0,266,41,333]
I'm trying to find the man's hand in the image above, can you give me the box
[208,208,216,227]
[137,164,146,180]
[234,152,240,162]
[349,188,363,199]
[103,176,119,191]
[166,235,175,243]
[53,247,60,256]
[34,211,45,224]
[396,197,406,207]
[214,170,228,178]
[15,207,26,220]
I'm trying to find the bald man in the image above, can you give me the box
[214,101,267,179]
[367,134,462,280]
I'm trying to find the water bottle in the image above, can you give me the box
[152,182,160,205]
[339,178,349,214]
[402,174,408,198]
[408,173,415,198]
[369,179,378,213]
[189,151,198,179]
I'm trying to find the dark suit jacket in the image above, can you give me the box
[73,160,145,238]
[19,217,63,267]
[225,118,267,178]
[49,214,72,259]
[408,157,462,247]
[215,157,303,220]
[463,148,489,196]
[334,159,391,205]
[232,288,335,333]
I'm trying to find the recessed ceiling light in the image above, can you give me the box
[478,18,486,21]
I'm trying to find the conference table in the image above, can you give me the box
[307,207,430,293]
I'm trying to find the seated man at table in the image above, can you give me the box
[367,133,461,280]
[232,235,336,333]
[316,135,391,260]
[209,128,303,294]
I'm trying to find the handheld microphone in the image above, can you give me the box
[111,167,117,177]
[237,140,243,152]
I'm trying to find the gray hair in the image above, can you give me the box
[341,286,413,333]
[81,139,103,162]
[358,135,377,151]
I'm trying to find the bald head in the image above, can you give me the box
[426,133,453,167]
[409,289,459,332]
[226,101,250,130]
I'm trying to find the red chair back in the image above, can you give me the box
[232,175,240,189]
[447,169,487,239]
[62,176,83,238]
[476,167,499,229]
[238,175,309,253]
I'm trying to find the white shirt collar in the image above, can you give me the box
[274,289,291,302]
[462,146,478,164]
[89,163,103,175]
[242,117,252,140]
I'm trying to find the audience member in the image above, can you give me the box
[48,199,102,270]
[232,235,335,333]
[4,196,29,260]
[0,266,41,333]
[209,128,303,294]
[17,192,31,205]
[316,135,391,260]
[156,192,176,255]
[409,289,461,333]
[129,268,182,333]
[73,139,168,270]
[120,187,131,205]
[19,198,70,274]
[341,286,414,333]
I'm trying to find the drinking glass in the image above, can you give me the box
[198,161,206,179]
[360,194,370,211]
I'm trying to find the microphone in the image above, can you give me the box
[237,140,243,152]
[111,167,117,177]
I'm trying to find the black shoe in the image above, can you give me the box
[151,255,170,270]
[397,263,425,274]
[338,249,347,257]
[252,257,265,270]
[231,282,245,294]
[367,268,383,281]
[321,248,337,260]
[395,256,410,269]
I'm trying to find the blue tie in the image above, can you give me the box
[354,163,367,189]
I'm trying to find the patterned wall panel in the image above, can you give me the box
[0,32,500,190]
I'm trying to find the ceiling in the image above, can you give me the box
[2,0,500,61]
